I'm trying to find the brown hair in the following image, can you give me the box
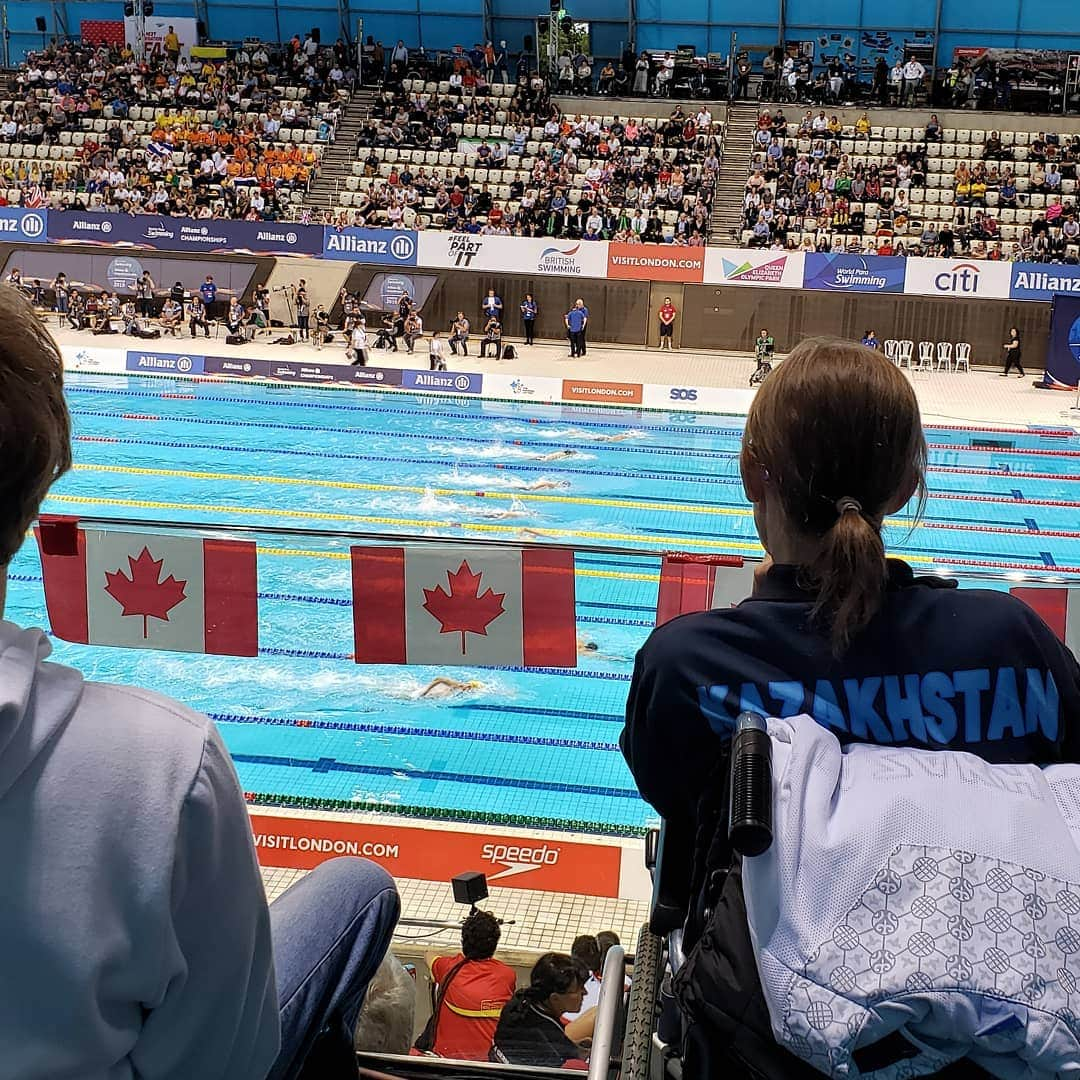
[0,286,71,564]
[742,337,926,654]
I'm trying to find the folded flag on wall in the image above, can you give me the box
[1010,586,1079,652]
[655,553,757,626]
[35,515,259,655]
[351,545,576,667]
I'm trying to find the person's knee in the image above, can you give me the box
[309,856,399,912]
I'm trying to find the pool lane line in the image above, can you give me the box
[66,384,748,437]
[212,711,621,752]
[71,463,752,518]
[42,493,768,554]
[229,749,640,801]
[63,384,1080,444]
[67,462,1078,536]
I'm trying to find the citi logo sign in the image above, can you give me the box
[934,262,982,294]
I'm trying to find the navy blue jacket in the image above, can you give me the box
[623,560,1080,834]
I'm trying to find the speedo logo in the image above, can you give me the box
[482,842,561,881]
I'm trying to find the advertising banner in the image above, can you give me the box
[263,359,403,387]
[640,383,757,414]
[322,228,418,266]
[561,379,643,406]
[903,258,1012,300]
[1043,294,1080,390]
[417,233,609,278]
[803,253,907,294]
[48,212,324,256]
[401,369,483,394]
[124,15,198,59]
[607,243,705,283]
[1010,263,1080,303]
[483,372,564,402]
[0,206,47,244]
[125,351,204,375]
[250,813,624,898]
[704,248,804,289]
[203,355,270,379]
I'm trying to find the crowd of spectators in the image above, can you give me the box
[741,107,1080,262]
[0,32,350,218]
[323,78,719,241]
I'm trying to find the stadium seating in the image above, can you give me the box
[0,37,350,219]
[741,108,1080,260]
[322,79,721,241]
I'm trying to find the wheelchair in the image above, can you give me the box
[749,342,774,386]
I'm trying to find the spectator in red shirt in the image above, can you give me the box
[657,297,677,350]
[424,909,516,1060]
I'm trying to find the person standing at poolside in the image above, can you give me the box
[520,294,538,346]
[565,299,589,358]
[657,297,677,350]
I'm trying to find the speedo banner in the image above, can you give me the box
[1042,294,1080,390]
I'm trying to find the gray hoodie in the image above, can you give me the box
[0,620,278,1078]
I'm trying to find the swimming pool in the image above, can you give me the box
[5,374,1080,836]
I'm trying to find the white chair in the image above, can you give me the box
[954,342,971,373]
[917,341,935,370]
[883,339,899,364]
[935,341,953,371]
[898,340,915,369]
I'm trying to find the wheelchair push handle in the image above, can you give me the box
[728,711,773,857]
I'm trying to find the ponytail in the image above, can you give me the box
[742,337,927,658]
[810,497,888,655]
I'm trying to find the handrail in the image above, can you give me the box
[31,513,1080,585]
[587,943,626,1080]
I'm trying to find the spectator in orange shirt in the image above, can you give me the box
[423,910,516,1060]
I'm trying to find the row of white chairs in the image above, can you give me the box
[883,339,971,372]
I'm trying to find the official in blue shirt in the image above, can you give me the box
[482,289,503,322]
[565,299,589,357]
[199,275,217,313]
[520,294,538,346]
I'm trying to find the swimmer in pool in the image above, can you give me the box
[574,431,638,443]
[517,478,568,491]
[415,677,484,699]
[576,635,631,662]
[537,449,579,462]
[518,527,554,540]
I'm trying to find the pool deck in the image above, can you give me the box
[55,325,1080,431]
[56,324,1079,952]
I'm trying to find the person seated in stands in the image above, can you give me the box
[1046,162,1063,192]
[423,909,516,1060]
[597,60,616,94]
[621,337,1080,1076]
[0,286,400,1079]
[479,315,503,358]
[188,295,211,339]
[490,953,592,1069]
[146,288,176,333]
[982,130,1003,159]
[854,112,870,138]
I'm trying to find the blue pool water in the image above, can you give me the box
[5,374,1080,835]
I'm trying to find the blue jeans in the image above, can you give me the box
[268,857,400,1080]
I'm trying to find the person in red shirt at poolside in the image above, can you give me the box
[424,910,516,1060]
[657,297,677,350]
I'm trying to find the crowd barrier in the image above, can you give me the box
[6,206,1080,302]
[60,343,759,415]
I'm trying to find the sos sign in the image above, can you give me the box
[669,387,698,401]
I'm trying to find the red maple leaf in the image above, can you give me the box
[103,547,188,639]
[422,560,506,654]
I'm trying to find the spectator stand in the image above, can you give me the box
[735,103,1080,260]
[320,78,721,243]
[0,34,353,220]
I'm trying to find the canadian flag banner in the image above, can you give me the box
[655,553,757,626]
[352,545,577,668]
[1010,586,1080,653]
[35,516,259,656]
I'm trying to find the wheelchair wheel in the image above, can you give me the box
[622,923,663,1080]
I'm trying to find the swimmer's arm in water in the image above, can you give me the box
[416,677,484,698]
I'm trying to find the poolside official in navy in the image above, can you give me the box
[565,299,589,357]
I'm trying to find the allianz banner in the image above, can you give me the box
[48,212,324,256]
[1010,263,1080,303]
[417,233,609,278]
[322,228,418,265]
[0,206,48,243]
[803,253,906,293]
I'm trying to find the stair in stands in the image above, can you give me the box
[303,87,377,216]
[710,101,760,245]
